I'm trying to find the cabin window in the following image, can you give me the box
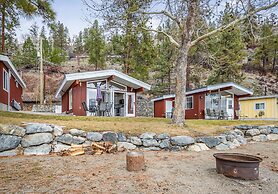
[185,96,193,109]
[69,88,73,110]
[255,102,265,110]
[3,69,8,92]
[16,81,19,88]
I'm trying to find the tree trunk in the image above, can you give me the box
[272,49,276,72]
[172,43,189,126]
[1,4,5,53]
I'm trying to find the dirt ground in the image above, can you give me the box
[0,141,278,194]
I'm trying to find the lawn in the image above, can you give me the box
[0,111,278,136]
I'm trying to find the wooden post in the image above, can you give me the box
[39,37,44,104]
[126,151,145,171]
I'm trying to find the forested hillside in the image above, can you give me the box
[0,1,277,103]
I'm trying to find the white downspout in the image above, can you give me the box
[8,69,11,111]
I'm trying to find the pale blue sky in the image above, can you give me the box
[16,0,91,41]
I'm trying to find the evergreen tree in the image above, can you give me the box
[207,6,245,84]
[18,37,37,67]
[85,20,106,70]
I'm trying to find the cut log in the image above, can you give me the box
[70,150,85,156]
[126,151,145,171]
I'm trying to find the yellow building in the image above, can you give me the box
[239,95,278,120]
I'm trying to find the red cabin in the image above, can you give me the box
[0,55,26,111]
[152,82,253,119]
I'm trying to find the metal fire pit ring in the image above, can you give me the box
[213,153,263,180]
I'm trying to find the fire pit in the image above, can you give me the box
[213,153,263,180]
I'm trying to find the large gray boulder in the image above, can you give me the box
[157,133,170,140]
[246,129,260,137]
[117,142,136,151]
[143,147,161,151]
[215,143,230,151]
[171,136,195,146]
[26,123,53,134]
[0,149,18,156]
[72,136,86,144]
[22,133,53,147]
[259,128,271,135]
[195,136,221,148]
[56,134,73,145]
[53,143,71,152]
[53,126,63,136]
[69,129,86,137]
[117,132,127,142]
[129,136,142,146]
[86,132,103,142]
[267,134,278,141]
[0,135,21,152]
[102,132,118,143]
[142,139,159,147]
[271,127,278,134]
[187,143,210,152]
[140,132,156,139]
[234,125,253,130]
[159,139,171,149]
[0,124,26,137]
[252,134,268,142]
[24,144,52,155]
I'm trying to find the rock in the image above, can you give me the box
[140,132,156,139]
[169,146,182,152]
[267,134,278,141]
[72,136,86,144]
[102,132,118,143]
[231,139,241,147]
[226,134,236,142]
[82,141,92,147]
[130,137,142,146]
[53,143,71,152]
[86,132,103,142]
[259,128,271,135]
[187,143,210,152]
[234,125,253,130]
[117,132,127,142]
[157,133,170,140]
[0,149,18,157]
[22,133,53,147]
[0,135,21,152]
[117,142,136,151]
[196,136,221,148]
[271,128,278,134]
[56,134,74,145]
[171,136,195,146]
[24,144,51,155]
[235,135,247,145]
[215,143,230,151]
[159,139,171,149]
[143,147,161,151]
[26,123,53,134]
[246,129,260,137]
[53,126,63,136]
[69,129,86,137]
[233,129,244,137]
[0,124,26,137]
[252,134,268,142]
[142,139,159,147]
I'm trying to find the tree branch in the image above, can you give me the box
[141,27,180,47]
[190,1,278,47]
[142,11,182,29]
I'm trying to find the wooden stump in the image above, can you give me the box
[126,151,145,171]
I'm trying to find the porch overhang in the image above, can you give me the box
[55,70,151,98]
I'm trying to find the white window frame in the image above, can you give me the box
[185,96,194,110]
[69,88,73,110]
[15,81,19,88]
[255,102,265,110]
[3,68,9,92]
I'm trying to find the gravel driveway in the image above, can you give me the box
[0,141,277,193]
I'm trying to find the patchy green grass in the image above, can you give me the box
[0,111,277,136]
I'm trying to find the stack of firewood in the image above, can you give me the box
[58,142,117,156]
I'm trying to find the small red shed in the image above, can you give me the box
[55,70,151,116]
[0,55,26,111]
[152,82,253,120]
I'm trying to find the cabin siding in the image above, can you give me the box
[0,61,23,110]
[239,98,278,119]
[72,82,86,116]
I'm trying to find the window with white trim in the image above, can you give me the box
[69,88,73,110]
[185,96,193,109]
[255,102,265,110]
[16,81,19,88]
[3,69,8,92]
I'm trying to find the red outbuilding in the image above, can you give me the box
[152,82,253,120]
[0,55,26,111]
[55,70,151,116]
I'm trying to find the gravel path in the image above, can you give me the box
[0,141,277,193]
